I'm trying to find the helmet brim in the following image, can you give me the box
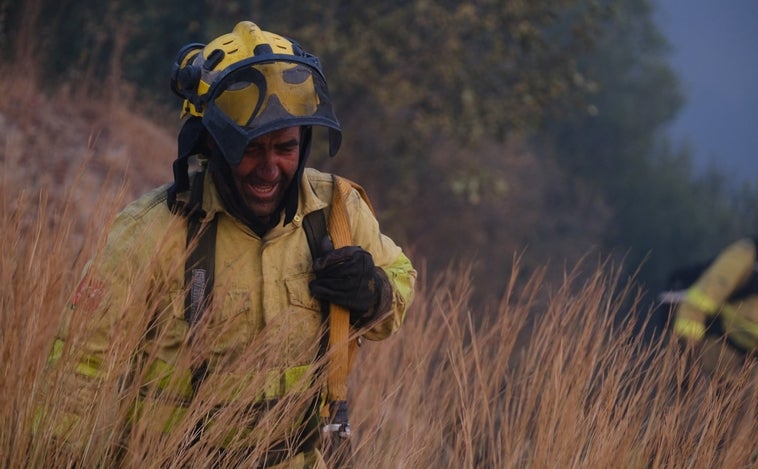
[201,56,341,166]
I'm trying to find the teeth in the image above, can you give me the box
[249,183,276,196]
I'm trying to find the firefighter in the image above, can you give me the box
[669,237,758,375]
[46,20,416,467]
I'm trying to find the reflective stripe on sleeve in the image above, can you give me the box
[684,287,719,315]
[385,252,415,311]
[673,317,706,341]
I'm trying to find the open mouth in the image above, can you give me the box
[245,181,278,199]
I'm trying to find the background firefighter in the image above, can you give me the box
[661,237,758,376]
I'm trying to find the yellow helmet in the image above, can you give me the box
[170,21,341,166]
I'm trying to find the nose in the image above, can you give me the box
[255,149,279,180]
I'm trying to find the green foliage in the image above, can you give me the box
[4,0,207,101]
[272,1,603,141]
[4,1,609,134]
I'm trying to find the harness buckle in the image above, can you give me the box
[321,400,351,439]
[321,422,352,439]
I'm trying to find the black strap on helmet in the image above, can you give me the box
[167,117,208,214]
[170,43,205,100]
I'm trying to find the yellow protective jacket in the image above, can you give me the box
[49,167,416,451]
[674,237,758,351]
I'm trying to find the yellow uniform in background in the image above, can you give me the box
[673,237,758,372]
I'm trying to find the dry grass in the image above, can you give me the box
[1,179,756,467]
[1,46,755,469]
[348,259,757,468]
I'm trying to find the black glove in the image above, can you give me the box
[309,246,392,326]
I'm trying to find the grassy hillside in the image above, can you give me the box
[0,72,176,231]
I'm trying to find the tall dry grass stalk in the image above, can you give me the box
[348,259,757,468]
[2,179,757,467]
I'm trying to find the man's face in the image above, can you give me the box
[231,126,300,217]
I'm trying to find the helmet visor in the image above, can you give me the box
[203,57,341,166]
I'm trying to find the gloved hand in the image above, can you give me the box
[309,246,392,327]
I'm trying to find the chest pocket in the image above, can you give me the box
[205,289,255,353]
[285,272,322,313]
[162,288,255,350]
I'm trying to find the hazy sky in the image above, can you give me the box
[654,0,758,184]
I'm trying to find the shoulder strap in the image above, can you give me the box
[342,177,375,215]
[177,171,218,394]
[182,171,218,327]
[185,215,218,326]
[303,209,328,263]
[302,175,374,257]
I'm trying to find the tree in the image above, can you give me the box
[539,0,758,297]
